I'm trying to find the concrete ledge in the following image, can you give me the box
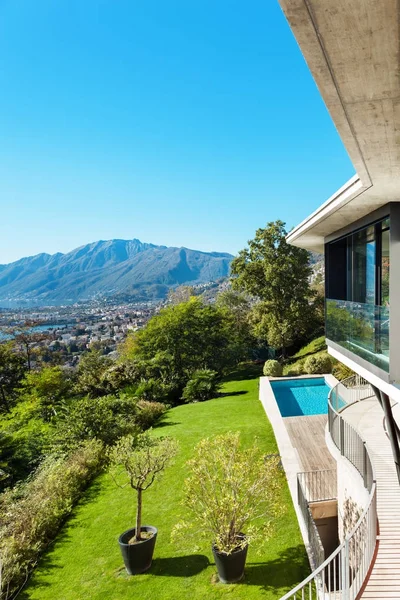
[259,374,339,556]
[259,376,306,544]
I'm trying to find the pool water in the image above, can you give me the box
[271,377,331,417]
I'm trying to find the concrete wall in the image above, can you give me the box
[325,425,370,542]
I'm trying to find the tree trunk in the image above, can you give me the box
[0,386,9,412]
[26,344,31,371]
[136,488,142,542]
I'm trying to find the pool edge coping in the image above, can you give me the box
[258,373,339,566]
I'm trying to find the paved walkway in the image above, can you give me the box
[342,399,400,599]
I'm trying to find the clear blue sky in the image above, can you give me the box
[0,0,354,264]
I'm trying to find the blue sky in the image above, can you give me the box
[0,0,354,263]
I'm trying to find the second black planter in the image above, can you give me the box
[118,526,158,575]
[212,539,248,584]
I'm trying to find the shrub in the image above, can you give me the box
[0,440,104,599]
[304,353,332,374]
[263,360,283,377]
[134,400,168,430]
[172,432,283,554]
[135,378,177,404]
[56,394,138,449]
[109,433,178,542]
[181,370,220,403]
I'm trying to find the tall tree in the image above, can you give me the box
[20,366,72,421]
[231,220,317,357]
[4,321,50,370]
[0,342,26,411]
[121,297,243,392]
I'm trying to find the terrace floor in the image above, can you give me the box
[284,415,337,473]
[342,398,400,599]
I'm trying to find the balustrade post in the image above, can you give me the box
[341,539,350,600]
[363,442,368,488]
[340,417,345,455]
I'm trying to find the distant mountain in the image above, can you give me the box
[0,239,233,306]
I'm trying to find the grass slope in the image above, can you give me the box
[22,370,308,600]
[283,337,327,376]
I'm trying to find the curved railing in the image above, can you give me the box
[281,376,377,600]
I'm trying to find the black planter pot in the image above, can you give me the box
[118,526,158,575]
[212,538,248,584]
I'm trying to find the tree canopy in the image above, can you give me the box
[231,220,321,356]
[120,297,248,400]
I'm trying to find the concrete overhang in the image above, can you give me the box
[280,0,400,252]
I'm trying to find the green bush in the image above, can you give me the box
[135,378,178,404]
[181,370,220,403]
[134,400,168,430]
[263,360,283,377]
[56,394,138,449]
[0,440,103,599]
[304,353,332,374]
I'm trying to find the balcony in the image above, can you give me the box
[326,299,389,373]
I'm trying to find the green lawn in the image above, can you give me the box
[22,369,308,600]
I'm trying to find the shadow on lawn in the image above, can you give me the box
[241,545,309,591]
[150,554,210,577]
[222,363,263,383]
[217,390,247,399]
[154,420,181,429]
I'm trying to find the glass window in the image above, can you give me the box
[326,216,390,372]
[352,225,376,304]
[381,227,390,306]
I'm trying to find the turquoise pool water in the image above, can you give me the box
[271,377,331,417]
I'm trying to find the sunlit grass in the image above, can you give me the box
[22,367,308,600]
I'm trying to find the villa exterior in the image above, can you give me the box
[271,1,400,598]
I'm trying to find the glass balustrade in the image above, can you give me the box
[326,298,389,372]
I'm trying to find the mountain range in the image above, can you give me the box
[0,239,233,306]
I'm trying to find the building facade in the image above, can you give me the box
[276,2,400,597]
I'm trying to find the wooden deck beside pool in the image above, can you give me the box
[284,414,337,474]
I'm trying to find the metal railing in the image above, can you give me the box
[297,475,326,570]
[281,377,377,599]
[329,375,375,492]
[330,374,375,412]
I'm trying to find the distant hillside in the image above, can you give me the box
[0,239,233,306]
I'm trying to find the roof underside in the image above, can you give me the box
[280,0,400,252]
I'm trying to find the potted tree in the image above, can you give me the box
[172,431,283,584]
[109,432,178,575]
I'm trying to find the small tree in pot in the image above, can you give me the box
[109,432,179,574]
[173,431,283,584]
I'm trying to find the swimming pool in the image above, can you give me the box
[271,377,331,417]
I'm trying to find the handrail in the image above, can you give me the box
[280,377,377,600]
[280,482,376,600]
[297,474,325,570]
